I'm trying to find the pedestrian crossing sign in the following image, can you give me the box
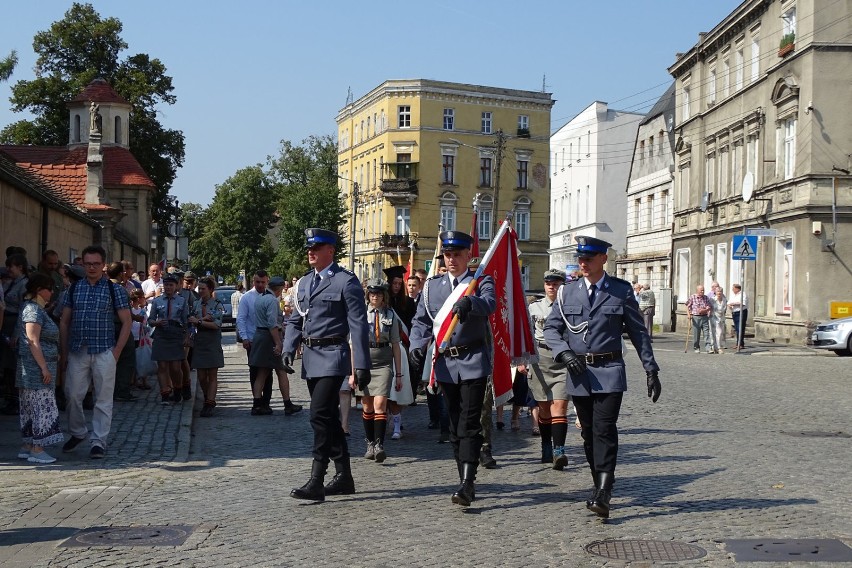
[732,235,758,260]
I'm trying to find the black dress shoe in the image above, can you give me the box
[62,435,87,453]
[585,487,599,509]
[324,473,355,496]
[451,462,477,506]
[427,421,438,430]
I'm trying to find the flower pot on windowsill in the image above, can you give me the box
[778,43,795,57]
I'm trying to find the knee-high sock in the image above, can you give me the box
[374,413,387,444]
[552,415,568,447]
[539,416,553,449]
[362,411,375,443]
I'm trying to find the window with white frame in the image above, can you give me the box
[706,153,716,200]
[782,6,796,36]
[395,207,410,234]
[732,140,743,194]
[514,203,530,241]
[735,42,744,91]
[634,198,641,231]
[646,194,654,229]
[722,57,730,98]
[440,192,457,231]
[746,135,757,180]
[704,245,715,292]
[442,154,455,185]
[398,105,411,128]
[783,117,796,179]
[750,32,760,82]
[777,238,793,313]
[478,195,493,240]
[481,112,492,134]
[479,157,492,187]
[443,108,454,131]
[708,67,717,105]
[518,114,529,131]
[679,165,690,212]
[649,135,655,158]
[520,265,529,292]
[682,82,691,122]
[380,110,386,132]
[676,248,690,302]
[660,190,670,225]
[717,243,728,293]
[719,147,729,198]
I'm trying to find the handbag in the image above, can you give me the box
[135,326,158,377]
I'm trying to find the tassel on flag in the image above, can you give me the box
[426,224,443,278]
[403,241,415,282]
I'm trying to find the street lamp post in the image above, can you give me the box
[348,182,359,271]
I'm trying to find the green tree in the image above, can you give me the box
[188,166,281,282]
[0,3,185,227]
[0,50,17,82]
[268,135,347,277]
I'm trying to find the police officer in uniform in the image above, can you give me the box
[283,229,371,502]
[409,231,496,507]
[544,236,661,518]
[519,268,572,468]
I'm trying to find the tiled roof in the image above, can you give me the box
[69,78,131,105]
[0,145,155,207]
[0,150,99,226]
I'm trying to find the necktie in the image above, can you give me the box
[374,310,380,342]
[452,277,459,288]
[588,284,597,307]
[310,272,320,294]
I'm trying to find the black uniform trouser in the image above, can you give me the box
[113,330,136,398]
[440,376,487,463]
[427,390,450,434]
[245,344,272,405]
[573,391,623,476]
[307,375,350,469]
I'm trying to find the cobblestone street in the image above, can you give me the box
[1,333,851,567]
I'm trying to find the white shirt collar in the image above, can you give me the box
[314,262,334,279]
[583,273,606,290]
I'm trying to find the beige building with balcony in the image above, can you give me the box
[669,0,852,343]
[336,79,554,290]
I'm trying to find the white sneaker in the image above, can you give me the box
[28,450,57,464]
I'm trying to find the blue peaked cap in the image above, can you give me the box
[305,228,338,249]
[440,230,473,251]
[575,235,612,257]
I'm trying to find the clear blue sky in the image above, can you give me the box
[1,1,740,206]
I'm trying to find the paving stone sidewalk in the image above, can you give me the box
[2,333,851,567]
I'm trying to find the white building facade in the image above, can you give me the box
[549,101,643,273]
[616,84,677,323]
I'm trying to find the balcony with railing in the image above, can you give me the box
[380,162,419,205]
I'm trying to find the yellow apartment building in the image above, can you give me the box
[336,79,555,291]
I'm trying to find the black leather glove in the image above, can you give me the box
[452,296,473,323]
[282,353,295,374]
[646,370,661,402]
[555,349,587,376]
[409,347,426,378]
[355,369,371,390]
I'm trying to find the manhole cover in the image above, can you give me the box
[780,431,851,438]
[61,525,195,547]
[585,539,707,561]
[725,538,852,562]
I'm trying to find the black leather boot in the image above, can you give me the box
[290,461,326,501]
[589,471,614,518]
[455,458,474,501]
[452,462,477,506]
[586,470,598,508]
[479,445,497,469]
[324,460,355,496]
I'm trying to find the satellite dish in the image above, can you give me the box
[700,192,710,212]
[742,172,754,203]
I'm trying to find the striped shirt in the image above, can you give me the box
[63,277,130,354]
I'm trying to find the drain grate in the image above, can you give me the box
[780,431,851,438]
[725,539,852,562]
[585,539,707,561]
[61,525,195,547]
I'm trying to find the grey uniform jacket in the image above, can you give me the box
[543,274,658,396]
[408,271,496,384]
[283,264,370,379]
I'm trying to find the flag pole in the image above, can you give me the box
[437,213,513,353]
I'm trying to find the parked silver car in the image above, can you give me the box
[214,286,238,330]
[811,315,852,356]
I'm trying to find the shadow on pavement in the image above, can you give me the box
[0,526,81,546]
